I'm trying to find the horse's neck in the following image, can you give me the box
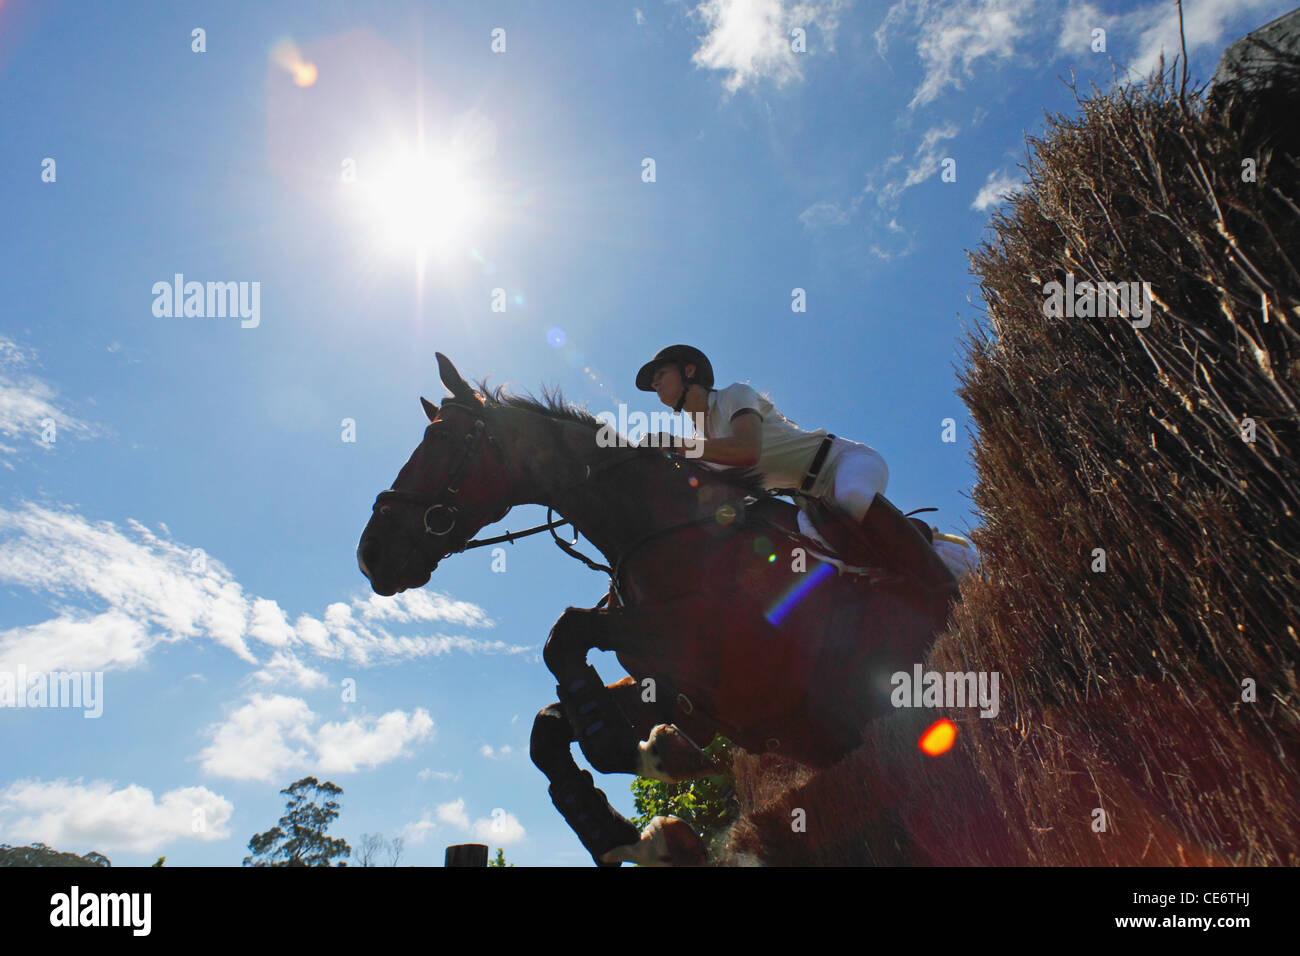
[497,412,674,564]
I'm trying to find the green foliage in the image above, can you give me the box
[630,735,738,852]
[152,856,165,867]
[487,847,513,867]
[242,776,352,867]
[0,843,110,867]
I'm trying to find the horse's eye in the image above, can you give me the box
[380,505,391,516]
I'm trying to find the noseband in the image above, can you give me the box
[372,405,508,556]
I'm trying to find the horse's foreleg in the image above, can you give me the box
[529,701,641,866]
[543,608,642,775]
[544,607,725,780]
[541,610,715,865]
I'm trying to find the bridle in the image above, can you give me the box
[374,407,494,528]
[370,402,633,577]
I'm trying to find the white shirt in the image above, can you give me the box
[701,383,830,489]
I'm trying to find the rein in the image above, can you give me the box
[373,404,939,604]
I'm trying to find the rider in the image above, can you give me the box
[634,344,949,585]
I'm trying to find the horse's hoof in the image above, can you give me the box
[636,724,721,781]
[599,816,708,866]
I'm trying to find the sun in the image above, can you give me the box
[357,148,489,259]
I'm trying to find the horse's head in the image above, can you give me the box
[357,354,513,596]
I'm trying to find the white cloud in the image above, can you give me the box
[904,122,960,185]
[0,503,259,668]
[352,590,492,628]
[877,122,960,207]
[472,808,525,844]
[635,8,645,26]
[1058,2,1111,53]
[0,335,99,470]
[417,768,461,782]
[479,744,514,760]
[197,694,434,781]
[971,169,1025,210]
[0,609,153,675]
[798,200,850,230]
[876,0,1034,108]
[246,649,329,691]
[877,0,1288,109]
[1123,0,1284,80]
[799,121,955,255]
[399,815,439,845]
[0,502,523,681]
[316,708,434,772]
[690,0,849,94]
[436,798,471,829]
[0,778,232,854]
[198,694,316,782]
[247,598,296,649]
[406,798,526,846]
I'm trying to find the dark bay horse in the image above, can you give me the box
[357,354,960,865]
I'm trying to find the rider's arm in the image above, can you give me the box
[690,409,762,466]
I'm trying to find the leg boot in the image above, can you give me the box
[556,665,640,774]
[549,769,642,866]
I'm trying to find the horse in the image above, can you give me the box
[357,354,961,865]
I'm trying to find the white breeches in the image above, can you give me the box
[803,440,889,522]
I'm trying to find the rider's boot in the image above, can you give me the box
[548,768,642,866]
[855,496,959,606]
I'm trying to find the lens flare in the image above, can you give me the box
[919,718,957,756]
[765,561,834,626]
[270,38,317,88]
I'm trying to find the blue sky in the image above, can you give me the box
[1,0,1289,866]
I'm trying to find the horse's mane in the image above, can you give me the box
[471,378,770,498]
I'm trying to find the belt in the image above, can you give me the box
[799,434,836,492]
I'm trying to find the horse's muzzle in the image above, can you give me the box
[357,531,437,595]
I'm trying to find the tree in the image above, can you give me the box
[354,833,385,867]
[487,847,513,867]
[0,843,110,867]
[630,735,739,853]
[353,833,404,867]
[243,777,352,867]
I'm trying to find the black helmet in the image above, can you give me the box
[635,345,714,392]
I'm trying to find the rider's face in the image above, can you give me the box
[651,363,683,407]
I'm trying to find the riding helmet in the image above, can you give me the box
[635,345,715,391]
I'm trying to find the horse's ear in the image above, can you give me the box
[436,352,483,407]
[420,396,440,422]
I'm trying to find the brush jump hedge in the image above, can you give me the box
[716,29,1300,866]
